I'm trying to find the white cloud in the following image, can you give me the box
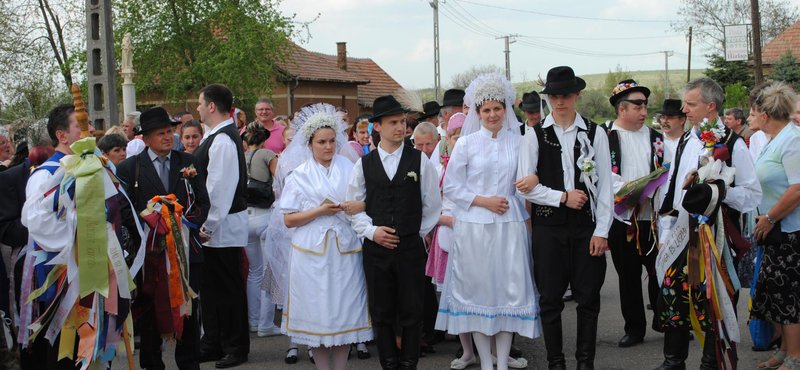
[603,0,674,19]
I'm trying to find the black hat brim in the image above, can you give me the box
[519,103,542,112]
[369,107,410,123]
[541,77,587,96]
[139,120,180,135]
[609,86,651,107]
[657,109,686,116]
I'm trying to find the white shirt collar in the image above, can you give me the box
[205,118,235,138]
[478,125,504,139]
[147,147,171,162]
[377,142,404,161]
[610,122,649,134]
[542,112,586,132]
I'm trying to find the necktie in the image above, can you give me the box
[156,156,169,191]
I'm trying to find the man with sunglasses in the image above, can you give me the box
[604,80,664,349]
[653,77,761,370]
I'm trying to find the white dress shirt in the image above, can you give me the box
[663,135,682,167]
[749,130,768,161]
[443,126,528,223]
[516,112,614,238]
[347,143,442,241]
[658,119,763,242]
[610,124,656,221]
[200,118,248,248]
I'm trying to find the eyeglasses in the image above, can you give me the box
[622,99,648,106]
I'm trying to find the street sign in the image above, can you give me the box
[725,25,749,61]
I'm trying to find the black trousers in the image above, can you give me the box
[200,248,249,357]
[532,223,606,366]
[362,236,426,369]
[607,220,659,337]
[140,263,203,370]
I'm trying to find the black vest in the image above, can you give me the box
[604,122,664,176]
[658,126,741,218]
[363,145,423,238]
[532,117,598,226]
[193,122,248,214]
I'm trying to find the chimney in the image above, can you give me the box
[337,42,347,71]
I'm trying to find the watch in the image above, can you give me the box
[766,214,777,225]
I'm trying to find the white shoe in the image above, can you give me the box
[450,356,477,369]
[257,326,282,337]
[492,355,528,368]
[249,325,258,333]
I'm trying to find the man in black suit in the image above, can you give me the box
[116,106,210,370]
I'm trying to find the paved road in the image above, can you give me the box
[113,253,766,369]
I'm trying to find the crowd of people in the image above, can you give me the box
[0,66,800,370]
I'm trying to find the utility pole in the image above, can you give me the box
[687,27,693,83]
[85,0,119,129]
[663,51,674,98]
[751,0,764,86]
[497,34,519,81]
[430,0,441,101]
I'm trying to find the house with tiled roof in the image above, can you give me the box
[761,20,800,71]
[271,42,405,117]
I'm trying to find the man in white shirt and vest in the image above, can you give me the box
[657,99,687,162]
[194,84,250,369]
[348,95,442,370]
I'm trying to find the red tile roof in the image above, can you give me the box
[276,42,405,108]
[762,20,800,65]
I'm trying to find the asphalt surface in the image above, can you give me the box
[113,253,767,370]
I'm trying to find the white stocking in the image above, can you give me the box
[472,332,494,370]
[495,331,513,370]
[311,347,330,370]
[331,345,349,370]
[459,333,474,362]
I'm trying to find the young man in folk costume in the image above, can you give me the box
[194,84,251,368]
[516,66,614,370]
[20,86,138,369]
[519,91,545,135]
[654,77,762,370]
[604,80,668,348]
[347,95,442,370]
[116,106,210,370]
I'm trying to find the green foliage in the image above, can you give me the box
[115,0,303,107]
[704,54,753,90]
[578,90,614,122]
[449,65,504,90]
[767,49,800,87]
[724,82,750,110]
[603,65,634,95]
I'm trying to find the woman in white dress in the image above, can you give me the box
[436,73,541,370]
[279,103,373,370]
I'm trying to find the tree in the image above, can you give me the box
[115,0,307,107]
[767,49,800,87]
[704,54,754,90]
[578,90,614,122]
[449,64,503,90]
[724,82,750,109]
[671,0,800,54]
[603,65,633,95]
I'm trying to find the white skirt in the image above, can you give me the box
[281,230,373,347]
[435,219,541,338]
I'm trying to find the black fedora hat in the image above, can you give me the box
[369,95,410,122]
[518,91,543,112]
[658,99,686,116]
[442,89,465,107]
[682,180,725,225]
[418,101,441,120]
[541,66,586,95]
[139,106,179,135]
[609,79,651,107]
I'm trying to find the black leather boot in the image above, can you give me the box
[542,322,566,370]
[652,331,689,370]
[699,332,719,370]
[375,325,400,370]
[575,317,598,370]
[399,325,421,370]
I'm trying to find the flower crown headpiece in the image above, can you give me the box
[292,103,343,143]
[472,72,509,107]
[610,82,644,97]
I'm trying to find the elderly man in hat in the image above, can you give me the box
[348,95,442,370]
[519,91,545,135]
[516,66,614,370]
[654,77,762,370]
[116,106,211,370]
[657,99,687,160]
[603,80,666,349]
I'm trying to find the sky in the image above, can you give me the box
[276,0,714,90]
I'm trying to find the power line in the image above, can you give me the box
[521,35,681,41]
[453,0,677,23]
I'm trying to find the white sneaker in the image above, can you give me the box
[257,326,282,337]
[450,356,477,369]
[249,325,258,333]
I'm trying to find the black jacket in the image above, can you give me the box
[0,162,31,247]
[116,148,210,263]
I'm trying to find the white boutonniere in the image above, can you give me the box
[404,171,418,182]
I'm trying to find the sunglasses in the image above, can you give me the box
[622,99,648,106]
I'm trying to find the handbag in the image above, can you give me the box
[749,245,777,350]
[246,150,275,209]
[757,208,783,246]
